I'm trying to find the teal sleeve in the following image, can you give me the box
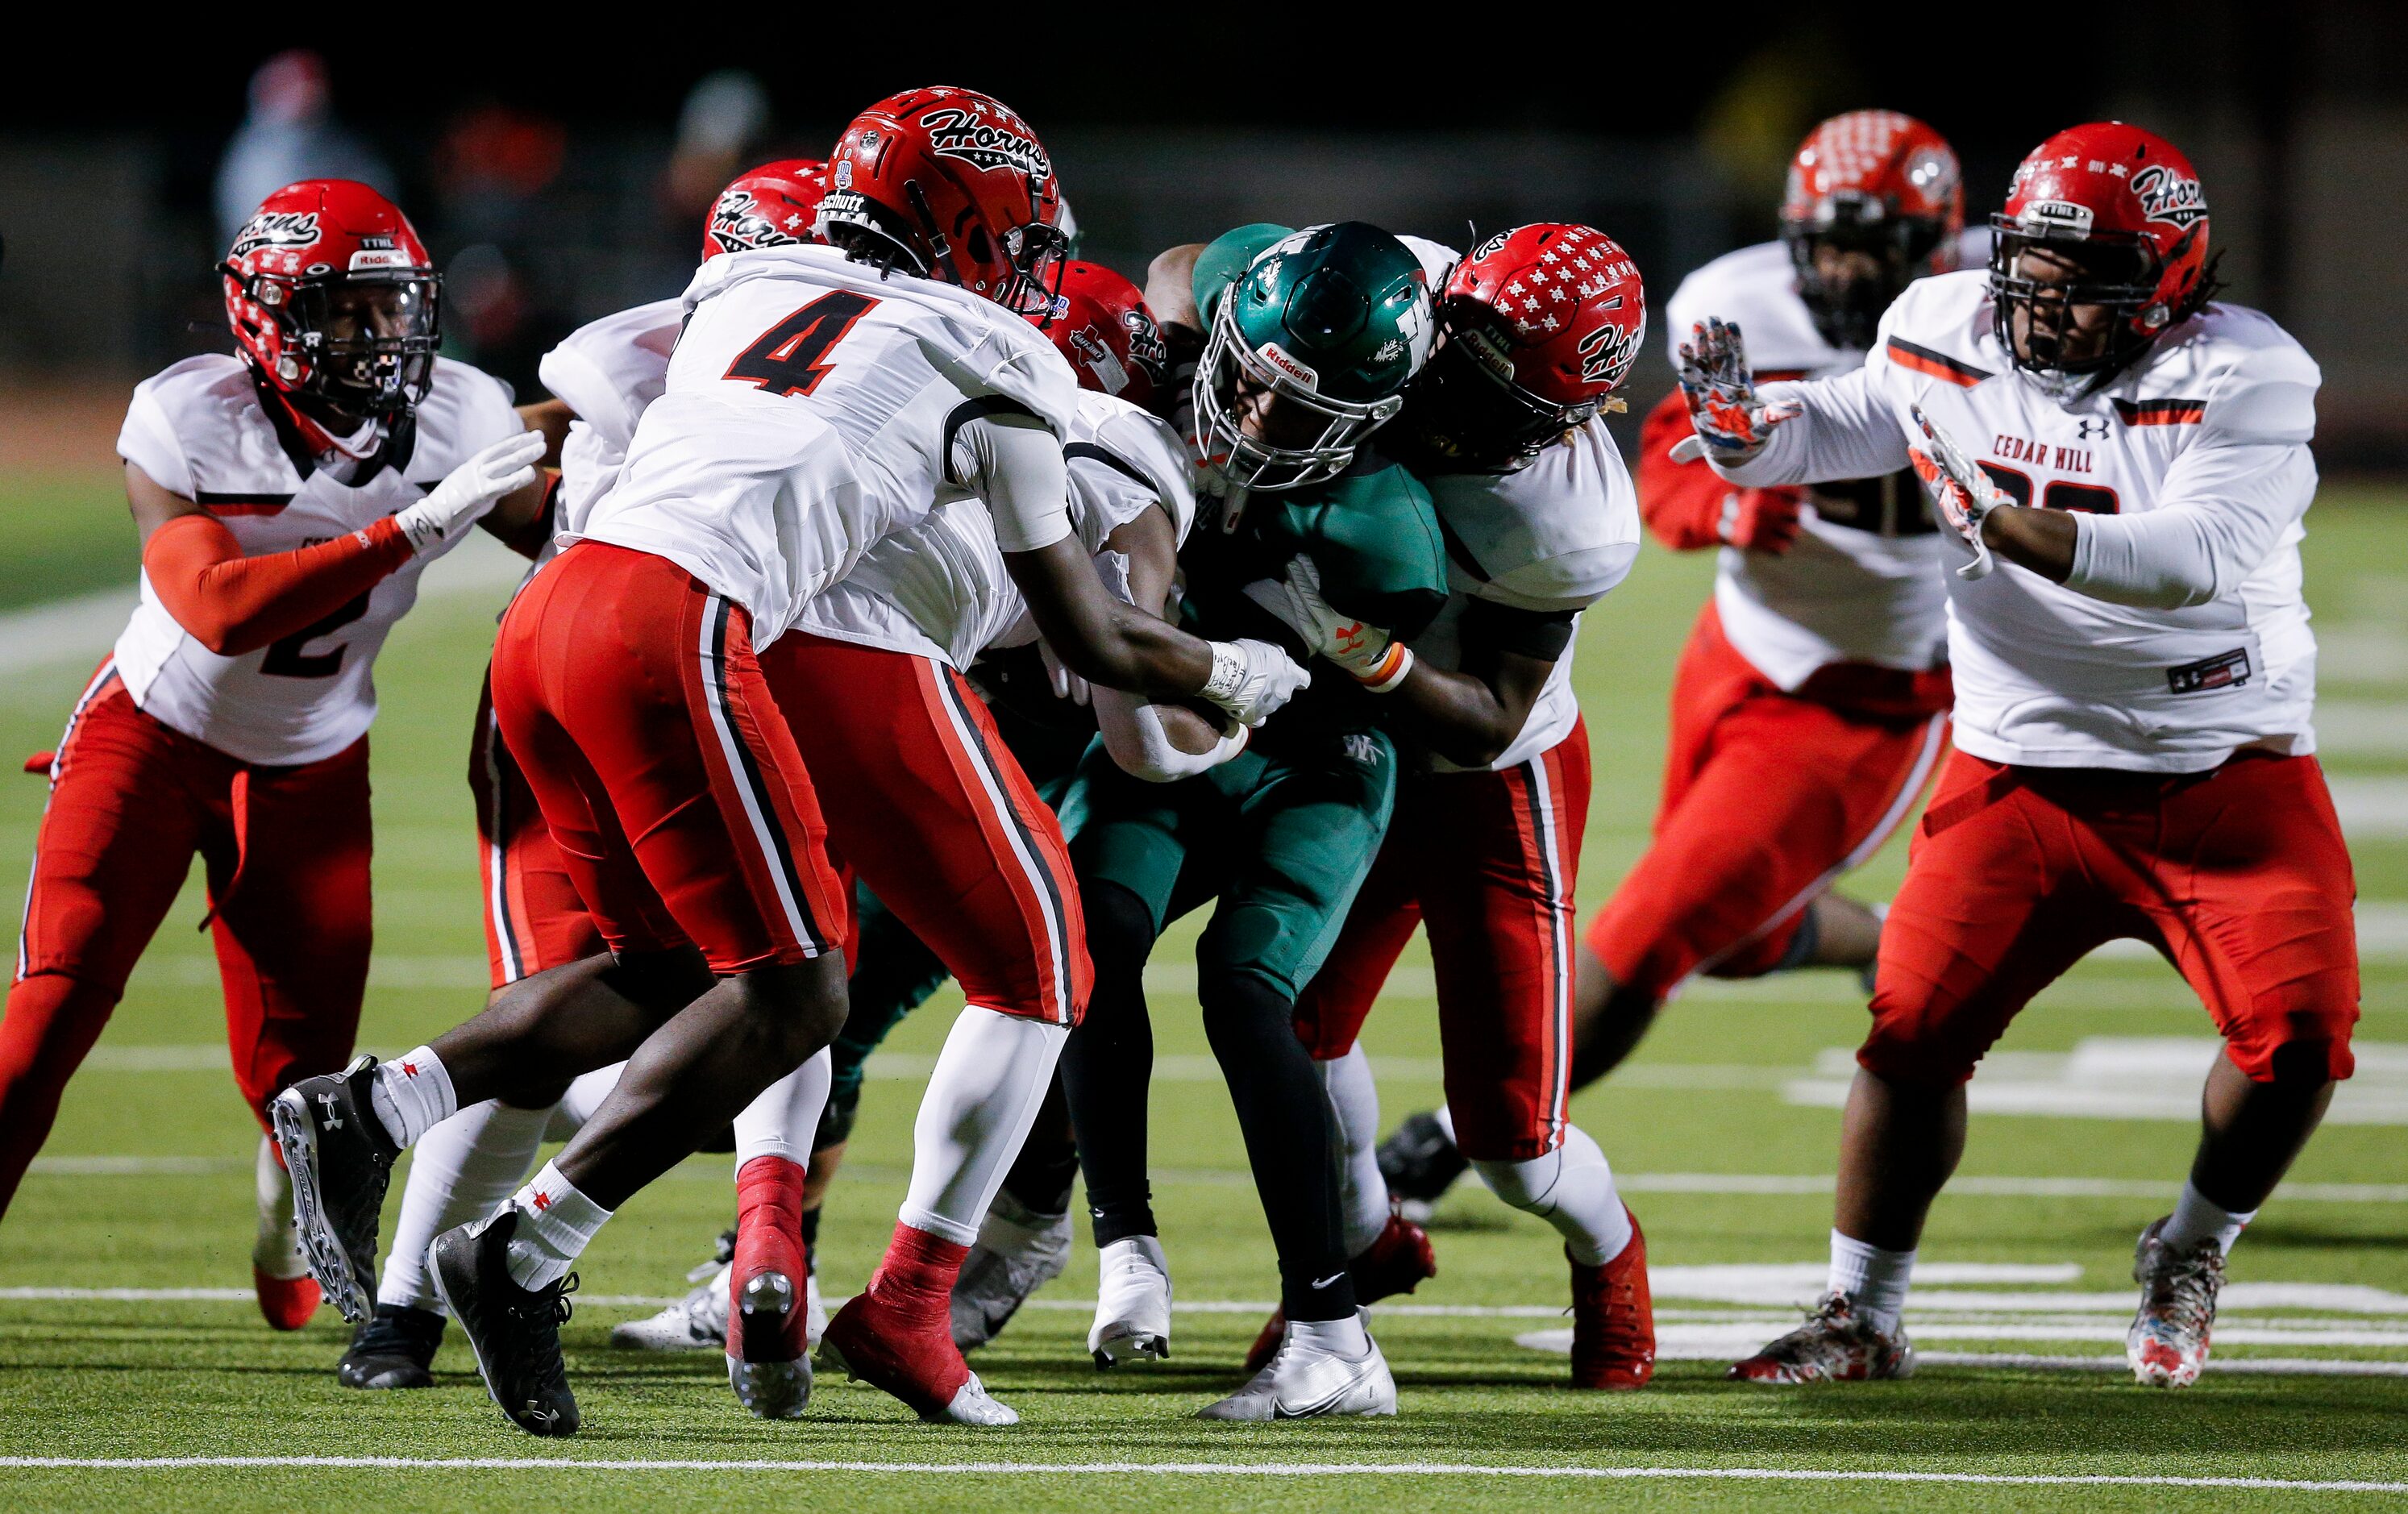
[1309,465,1452,641]
[1193,223,1294,326]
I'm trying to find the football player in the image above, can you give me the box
[1056,221,1447,1420]
[1379,110,1963,1221]
[1258,224,1659,1391]
[275,88,1305,1437]
[1690,123,2356,1389]
[0,181,547,1331]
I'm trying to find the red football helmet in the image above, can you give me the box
[702,159,829,260]
[1779,110,1963,349]
[1990,122,2214,384]
[221,179,440,418]
[816,87,1067,314]
[1031,261,1171,414]
[1400,223,1646,469]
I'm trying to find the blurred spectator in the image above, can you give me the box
[214,51,394,244]
[664,70,771,226]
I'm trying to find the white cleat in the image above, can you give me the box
[2128,1217,2223,1388]
[1088,1234,1173,1367]
[939,1372,1021,1426]
[1197,1317,1397,1421]
[805,1270,826,1350]
[611,1261,730,1351]
[952,1192,1074,1352]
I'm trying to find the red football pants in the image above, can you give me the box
[469,668,603,990]
[1291,720,1589,1162]
[1865,750,2360,1086]
[489,543,847,973]
[1587,603,1949,998]
[759,634,1088,1025]
[2,663,372,1218]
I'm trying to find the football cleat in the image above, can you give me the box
[1198,1316,1397,1421]
[1569,1210,1656,1391]
[951,1191,1074,1352]
[338,1302,446,1390]
[2128,1217,2223,1388]
[269,1055,400,1324]
[429,1209,580,1437]
[818,1287,1018,1425]
[1245,1210,1434,1375]
[610,1228,735,1351]
[1728,1292,1915,1383]
[728,1271,812,1419]
[1088,1234,1173,1367]
[251,1133,320,1331]
[1376,1111,1468,1225]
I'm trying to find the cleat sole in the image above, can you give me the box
[269,1092,368,1324]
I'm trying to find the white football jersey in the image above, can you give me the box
[796,390,1197,668]
[1666,241,1948,688]
[113,354,523,766]
[1726,268,2321,773]
[1416,418,1641,772]
[574,245,1083,645]
[537,298,681,552]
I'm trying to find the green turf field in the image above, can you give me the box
[0,489,2402,1511]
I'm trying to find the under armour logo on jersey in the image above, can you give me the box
[2076,417,2111,440]
[316,1091,343,1130]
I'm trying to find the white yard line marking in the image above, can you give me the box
[1519,1328,2408,1379]
[0,1456,2397,1491]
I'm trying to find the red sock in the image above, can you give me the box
[868,1221,968,1329]
[734,1155,808,1275]
[0,975,119,1221]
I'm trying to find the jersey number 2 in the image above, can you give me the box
[725,291,879,398]
[261,591,370,679]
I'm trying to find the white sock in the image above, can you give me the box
[502,1160,613,1290]
[2162,1179,2256,1257]
[546,1063,622,1142]
[1828,1229,1915,1333]
[1316,1046,1392,1258]
[369,1046,457,1149]
[897,1006,1067,1246]
[1290,1312,1370,1359]
[1433,1104,1457,1146]
[1471,1124,1633,1267]
[734,1048,833,1171]
[378,1099,553,1312]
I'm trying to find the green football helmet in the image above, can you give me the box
[1195,222,1435,491]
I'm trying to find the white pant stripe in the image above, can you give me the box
[694,598,821,957]
[929,666,1074,1024]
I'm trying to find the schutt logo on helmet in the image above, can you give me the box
[920,107,1051,182]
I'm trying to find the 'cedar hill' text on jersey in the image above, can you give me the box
[1727,268,2320,773]
[575,244,1083,645]
[114,354,524,766]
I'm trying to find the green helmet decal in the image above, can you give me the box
[1195,222,1435,492]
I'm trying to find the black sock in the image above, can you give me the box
[1062,881,1160,1248]
[1000,1071,1079,1217]
[798,1203,821,1254]
[1198,969,1358,1322]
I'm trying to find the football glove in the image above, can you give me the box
[1670,318,1801,465]
[394,430,547,555]
[1908,404,2007,580]
[1199,638,1312,728]
[1246,555,1414,692]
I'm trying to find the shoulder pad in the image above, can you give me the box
[1665,242,1832,375]
[1073,393,1197,543]
[1872,270,2002,388]
[2152,305,2320,446]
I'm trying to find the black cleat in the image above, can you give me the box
[430,1209,580,1437]
[338,1302,447,1390]
[1376,1111,1470,1221]
[270,1055,401,1323]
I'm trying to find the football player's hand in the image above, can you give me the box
[1250,555,1414,689]
[1671,318,1802,465]
[1909,405,2007,580]
[1716,487,1805,555]
[1199,637,1311,727]
[1039,638,1092,707]
[396,430,547,554]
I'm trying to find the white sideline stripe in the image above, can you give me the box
[0,1456,2398,1492]
[1520,1329,2408,1379]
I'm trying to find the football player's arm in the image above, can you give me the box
[1145,244,1207,350]
[2044,441,2313,605]
[1383,603,1572,769]
[1713,368,1911,490]
[517,397,574,467]
[1637,386,1803,554]
[1090,503,1246,780]
[476,464,559,560]
[127,461,414,657]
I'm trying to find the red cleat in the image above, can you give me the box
[817,1222,1017,1425]
[1569,1207,1654,1390]
[254,1266,321,1331]
[1244,1210,1437,1374]
[726,1155,812,1418]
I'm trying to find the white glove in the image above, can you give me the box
[1250,555,1413,691]
[1670,318,1802,466]
[1908,404,2008,580]
[1039,638,1092,707]
[393,430,547,554]
[1198,637,1311,728]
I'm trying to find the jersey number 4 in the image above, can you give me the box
[725,291,879,398]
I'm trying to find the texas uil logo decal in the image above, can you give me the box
[920,106,1052,183]
[2130,164,2207,231]
[1577,318,1643,388]
[231,210,322,258]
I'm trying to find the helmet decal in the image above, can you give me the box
[921,106,1052,182]
[1577,318,1643,388]
[2130,164,2207,231]
[231,211,322,260]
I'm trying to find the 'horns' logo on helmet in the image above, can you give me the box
[919,107,1051,182]
[1577,321,1641,386]
[231,211,322,258]
[710,190,805,252]
[2129,164,2207,231]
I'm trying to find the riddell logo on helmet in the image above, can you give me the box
[1256,343,1320,392]
[2130,164,2207,230]
[920,107,1051,181]
[231,211,321,257]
